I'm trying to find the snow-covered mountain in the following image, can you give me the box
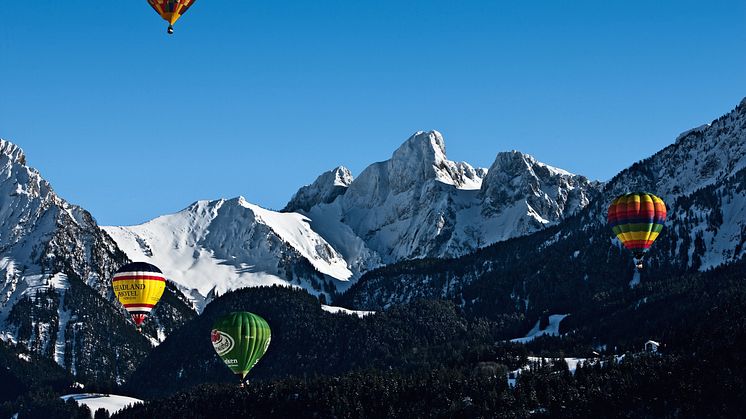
[0,141,119,291]
[283,166,353,213]
[602,96,746,270]
[103,197,353,311]
[302,130,601,264]
[0,140,193,383]
[104,131,597,308]
[341,97,746,311]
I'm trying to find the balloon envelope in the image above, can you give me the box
[607,192,667,256]
[112,262,166,327]
[211,312,271,380]
[147,0,197,26]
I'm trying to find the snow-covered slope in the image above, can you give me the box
[341,97,746,312]
[320,304,375,318]
[0,139,121,356]
[606,98,746,201]
[510,314,569,343]
[600,97,746,270]
[103,197,353,311]
[0,141,121,289]
[0,140,193,383]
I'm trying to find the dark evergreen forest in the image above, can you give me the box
[3,256,745,418]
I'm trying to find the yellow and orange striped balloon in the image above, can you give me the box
[147,0,197,33]
[112,262,166,329]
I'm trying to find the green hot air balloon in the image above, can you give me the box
[211,312,271,383]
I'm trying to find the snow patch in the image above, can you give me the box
[510,314,569,343]
[60,394,143,416]
[321,304,375,318]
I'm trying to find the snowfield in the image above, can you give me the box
[60,394,143,416]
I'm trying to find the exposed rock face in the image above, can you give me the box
[0,140,194,384]
[283,166,353,213]
[303,130,600,264]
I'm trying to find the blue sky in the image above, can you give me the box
[1,0,744,225]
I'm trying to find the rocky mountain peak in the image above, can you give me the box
[486,150,572,179]
[391,130,447,166]
[481,150,601,224]
[332,166,354,186]
[0,139,27,166]
[386,131,448,191]
[284,166,354,213]
[384,130,487,191]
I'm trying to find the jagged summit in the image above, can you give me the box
[481,150,599,228]
[0,139,26,165]
[388,131,486,190]
[107,129,595,303]
[295,131,599,264]
[488,150,574,178]
[390,130,448,171]
[284,166,353,213]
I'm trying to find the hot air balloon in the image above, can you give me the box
[147,0,197,34]
[211,312,271,385]
[607,192,667,269]
[112,262,166,331]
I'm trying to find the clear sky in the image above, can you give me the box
[1,0,744,225]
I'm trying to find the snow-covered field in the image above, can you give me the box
[60,394,143,416]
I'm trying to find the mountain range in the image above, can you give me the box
[341,97,746,316]
[0,97,744,391]
[103,130,600,309]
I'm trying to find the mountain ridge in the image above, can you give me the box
[104,130,598,307]
[339,97,746,318]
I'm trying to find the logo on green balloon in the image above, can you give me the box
[211,329,235,356]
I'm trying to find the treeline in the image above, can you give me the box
[112,348,746,419]
[125,285,530,399]
[6,256,746,416]
[555,256,746,354]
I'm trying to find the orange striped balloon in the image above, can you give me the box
[147,0,197,33]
